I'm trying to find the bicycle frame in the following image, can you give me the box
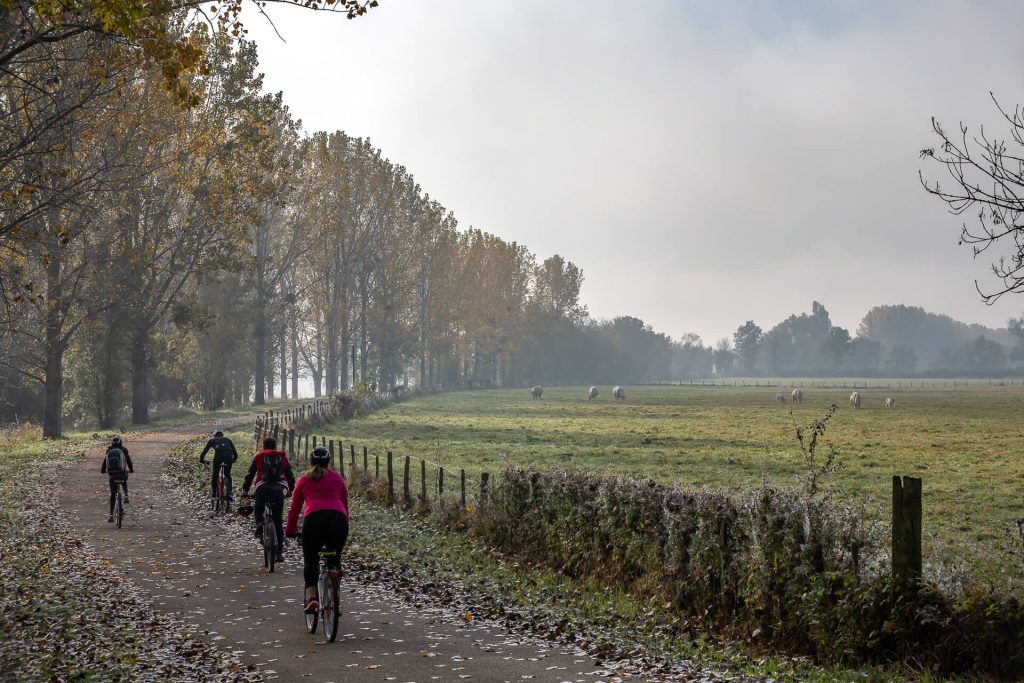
[113,479,127,528]
[302,540,342,641]
[214,463,231,513]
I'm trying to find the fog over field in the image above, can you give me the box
[248,0,1024,343]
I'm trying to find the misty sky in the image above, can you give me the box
[247,0,1024,346]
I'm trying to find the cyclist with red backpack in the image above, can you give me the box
[241,437,296,562]
[101,436,134,522]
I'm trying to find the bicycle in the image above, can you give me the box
[241,492,282,572]
[112,479,127,528]
[212,462,231,514]
[297,534,343,642]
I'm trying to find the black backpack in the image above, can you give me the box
[262,452,284,484]
[106,448,126,474]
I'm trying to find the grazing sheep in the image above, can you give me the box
[775,393,786,404]
[850,391,861,409]
[531,385,544,399]
[791,388,803,404]
[612,386,626,401]
[885,397,895,408]
[588,386,599,401]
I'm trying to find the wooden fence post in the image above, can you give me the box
[420,459,427,503]
[892,476,923,584]
[438,466,444,499]
[460,469,466,507]
[375,454,380,479]
[403,455,411,504]
[480,472,489,502]
[387,452,394,501]
[329,439,335,467]
[363,446,368,473]
[350,444,356,470]
[304,433,309,458]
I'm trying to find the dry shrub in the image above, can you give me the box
[0,421,42,447]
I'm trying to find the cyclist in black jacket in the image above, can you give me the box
[102,436,134,522]
[200,430,239,503]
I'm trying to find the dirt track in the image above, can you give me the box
[57,425,633,682]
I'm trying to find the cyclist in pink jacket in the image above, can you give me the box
[285,446,350,613]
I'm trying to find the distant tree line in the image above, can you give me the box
[714,302,1024,379]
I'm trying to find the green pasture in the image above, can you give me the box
[333,383,1024,571]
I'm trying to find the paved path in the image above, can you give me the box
[58,427,640,682]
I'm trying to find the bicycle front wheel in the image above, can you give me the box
[323,576,340,642]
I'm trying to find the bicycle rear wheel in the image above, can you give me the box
[115,491,124,529]
[265,522,276,573]
[323,575,340,642]
[305,580,320,633]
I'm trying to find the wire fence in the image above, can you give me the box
[253,406,485,508]
[672,377,1024,390]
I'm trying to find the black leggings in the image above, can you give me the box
[301,510,349,589]
[209,455,234,498]
[254,486,285,548]
[108,477,128,514]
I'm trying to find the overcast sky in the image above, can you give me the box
[247,0,1024,345]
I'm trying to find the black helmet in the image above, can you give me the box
[310,447,331,466]
[213,430,224,437]
[112,436,123,446]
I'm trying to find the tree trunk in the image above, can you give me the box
[358,273,370,383]
[130,331,149,424]
[313,315,323,397]
[340,316,349,391]
[254,307,267,405]
[291,307,299,398]
[325,309,338,394]
[280,310,288,399]
[42,339,64,438]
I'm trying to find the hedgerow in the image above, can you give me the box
[469,468,1024,678]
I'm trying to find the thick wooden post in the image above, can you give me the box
[350,444,356,470]
[403,455,411,503]
[363,446,368,472]
[420,459,427,503]
[438,467,444,499]
[387,452,394,501]
[460,469,466,507]
[304,434,309,459]
[375,454,380,479]
[480,472,489,502]
[329,439,335,467]
[892,476,923,584]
